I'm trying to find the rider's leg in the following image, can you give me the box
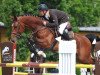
[62,29,70,40]
[58,22,74,40]
[49,22,74,50]
[62,28,74,40]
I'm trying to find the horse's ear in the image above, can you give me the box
[10,16,18,22]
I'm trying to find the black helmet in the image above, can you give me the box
[38,4,48,11]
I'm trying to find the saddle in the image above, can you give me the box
[49,27,60,38]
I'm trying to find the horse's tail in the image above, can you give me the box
[96,36,100,41]
[85,33,97,58]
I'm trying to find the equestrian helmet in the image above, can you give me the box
[38,4,48,11]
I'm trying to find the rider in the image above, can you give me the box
[38,4,74,40]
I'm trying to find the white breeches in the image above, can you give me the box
[58,22,69,34]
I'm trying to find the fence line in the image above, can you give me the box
[0,41,95,75]
[0,62,94,68]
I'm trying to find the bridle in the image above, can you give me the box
[12,21,22,38]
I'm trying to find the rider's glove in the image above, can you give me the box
[43,21,47,26]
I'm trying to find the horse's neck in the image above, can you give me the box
[25,17,43,28]
[22,16,54,35]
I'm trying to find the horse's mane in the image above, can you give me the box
[20,14,45,20]
[18,15,44,26]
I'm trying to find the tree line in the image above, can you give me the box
[0,0,99,27]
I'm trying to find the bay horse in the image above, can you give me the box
[11,15,94,64]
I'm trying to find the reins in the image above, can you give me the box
[32,26,47,35]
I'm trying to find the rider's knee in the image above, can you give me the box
[61,29,74,40]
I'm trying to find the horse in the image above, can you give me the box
[10,15,94,64]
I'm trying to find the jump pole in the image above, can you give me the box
[56,37,76,75]
[0,62,95,68]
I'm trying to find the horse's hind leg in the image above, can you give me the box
[78,49,94,64]
[87,55,95,64]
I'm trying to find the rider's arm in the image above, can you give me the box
[46,13,58,28]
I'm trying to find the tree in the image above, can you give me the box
[18,0,40,15]
[0,0,22,26]
[58,0,100,27]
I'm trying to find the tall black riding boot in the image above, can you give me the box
[61,31,70,40]
[61,29,74,40]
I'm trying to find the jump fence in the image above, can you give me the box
[0,40,95,75]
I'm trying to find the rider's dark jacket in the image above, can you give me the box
[43,9,69,28]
